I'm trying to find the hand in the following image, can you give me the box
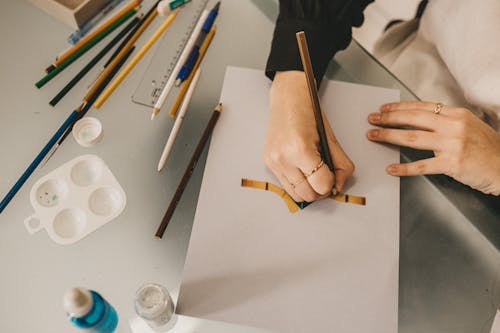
[367,101,500,195]
[264,71,355,202]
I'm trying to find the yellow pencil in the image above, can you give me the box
[83,5,157,104]
[94,9,179,108]
[168,25,216,118]
[50,0,142,70]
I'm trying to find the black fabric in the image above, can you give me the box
[265,0,374,85]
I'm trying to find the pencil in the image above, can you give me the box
[157,68,201,171]
[296,31,335,172]
[155,102,222,238]
[151,9,209,120]
[93,9,179,109]
[35,9,136,89]
[49,16,141,106]
[46,0,142,72]
[103,0,160,69]
[83,1,160,104]
[168,25,216,118]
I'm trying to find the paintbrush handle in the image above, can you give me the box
[296,31,335,172]
[0,110,80,214]
[155,103,222,238]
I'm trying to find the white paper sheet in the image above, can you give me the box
[177,66,400,333]
[491,310,500,333]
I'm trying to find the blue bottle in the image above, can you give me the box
[64,288,118,333]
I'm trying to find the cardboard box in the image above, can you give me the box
[29,0,111,29]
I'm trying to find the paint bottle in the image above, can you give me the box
[134,283,176,331]
[64,287,118,333]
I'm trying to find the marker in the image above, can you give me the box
[174,1,219,86]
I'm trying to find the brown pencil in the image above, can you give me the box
[296,31,335,172]
[155,103,223,239]
[83,1,159,103]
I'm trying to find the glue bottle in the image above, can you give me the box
[64,287,118,333]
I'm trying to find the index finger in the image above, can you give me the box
[381,101,451,116]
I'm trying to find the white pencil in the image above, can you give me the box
[157,68,202,171]
[151,9,209,120]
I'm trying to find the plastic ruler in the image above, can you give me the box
[132,0,209,107]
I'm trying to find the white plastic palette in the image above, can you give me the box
[24,155,126,245]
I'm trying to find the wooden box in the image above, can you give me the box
[29,0,110,29]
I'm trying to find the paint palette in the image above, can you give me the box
[24,155,126,245]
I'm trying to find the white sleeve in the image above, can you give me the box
[419,0,500,115]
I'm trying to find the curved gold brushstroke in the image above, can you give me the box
[241,178,366,212]
[329,193,366,206]
[241,179,300,213]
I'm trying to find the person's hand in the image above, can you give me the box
[367,101,500,195]
[264,71,355,202]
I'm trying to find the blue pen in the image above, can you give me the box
[175,1,220,86]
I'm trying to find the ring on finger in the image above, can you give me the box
[290,177,307,189]
[433,102,444,115]
[304,160,324,178]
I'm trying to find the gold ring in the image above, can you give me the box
[290,177,306,189]
[304,160,324,178]
[433,102,444,114]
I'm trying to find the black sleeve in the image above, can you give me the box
[265,0,374,84]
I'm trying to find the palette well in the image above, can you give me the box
[24,154,126,245]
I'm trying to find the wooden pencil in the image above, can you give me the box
[83,1,159,104]
[296,31,335,172]
[35,9,136,89]
[93,9,179,109]
[46,0,142,72]
[49,16,140,106]
[155,103,223,239]
[168,25,216,118]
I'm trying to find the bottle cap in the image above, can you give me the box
[63,288,92,317]
[157,1,171,16]
[134,283,174,327]
[72,117,103,148]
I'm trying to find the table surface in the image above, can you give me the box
[0,1,499,333]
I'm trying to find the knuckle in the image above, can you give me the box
[344,159,355,175]
[379,112,390,123]
[409,101,428,110]
[289,138,311,158]
[415,162,426,174]
[447,155,463,176]
[399,164,408,175]
[302,191,318,203]
[264,149,285,167]
[455,107,470,118]
[451,118,468,136]
[405,131,419,143]
[314,178,334,195]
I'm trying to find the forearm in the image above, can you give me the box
[266,0,373,84]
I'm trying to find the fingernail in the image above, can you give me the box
[368,113,381,123]
[368,129,379,139]
[381,104,391,111]
[387,165,398,174]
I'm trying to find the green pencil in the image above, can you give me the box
[35,8,136,89]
